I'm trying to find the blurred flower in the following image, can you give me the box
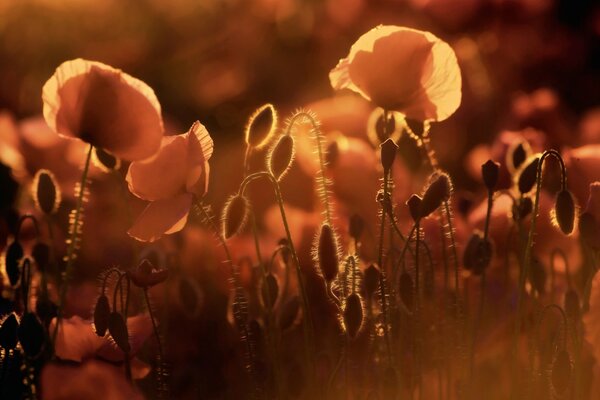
[42,59,164,161]
[329,25,462,121]
[128,259,169,288]
[126,121,213,242]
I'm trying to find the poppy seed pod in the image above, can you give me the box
[5,240,24,286]
[463,232,493,276]
[315,224,340,282]
[222,194,249,239]
[245,103,278,150]
[93,294,111,337]
[406,194,422,222]
[92,147,121,172]
[517,156,540,194]
[278,296,301,331]
[32,169,61,215]
[420,173,451,219]
[363,264,380,299]
[349,214,365,242]
[0,314,19,350]
[553,190,577,235]
[18,312,45,358]
[481,160,500,192]
[267,134,295,181]
[399,272,414,311]
[551,350,572,395]
[343,293,364,339]
[380,138,398,174]
[108,312,130,353]
[261,273,279,309]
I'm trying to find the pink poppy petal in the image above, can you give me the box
[128,193,193,242]
[126,134,189,201]
[185,121,213,196]
[97,313,154,362]
[51,316,105,362]
[42,59,163,161]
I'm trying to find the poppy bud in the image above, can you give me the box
[380,138,398,174]
[92,147,121,172]
[245,104,278,150]
[93,294,111,337]
[32,169,61,215]
[579,212,600,249]
[343,293,364,339]
[222,194,249,239]
[32,242,50,272]
[18,312,45,358]
[507,141,530,173]
[463,232,493,276]
[367,108,402,147]
[4,240,24,286]
[406,194,422,222]
[0,314,19,350]
[399,272,414,311]
[315,224,339,282]
[517,156,540,194]
[553,190,577,235]
[349,214,365,242]
[268,134,295,181]
[128,259,169,288]
[278,296,300,331]
[108,312,130,353]
[551,350,572,395]
[420,173,451,218]
[261,273,279,310]
[481,160,500,192]
[363,264,380,299]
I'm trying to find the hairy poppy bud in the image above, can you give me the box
[32,169,61,215]
[481,160,500,192]
[222,194,249,239]
[343,293,364,339]
[268,134,295,181]
[92,147,121,172]
[349,214,365,242]
[108,312,130,353]
[0,314,19,350]
[406,194,422,222]
[517,156,540,194]
[18,312,45,358]
[94,294,111,337]
[363,264,380,299]
[463,232,492,276]
[261,273,279,310]
[553,190,577,235]
[245,104,278,150]
[278,296,300,331]
[5,240,24,286]
[399,272,414,311]
[551,350,572,395]
[315,224,339,282]
[507,141,530,173]
[420,173,451,218]
[380,138,398,174]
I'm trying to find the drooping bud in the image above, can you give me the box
[278,296,300,331]
[315,224,339,283]
[267,134,295,181]
[93,294,111,337]
[261,273,279,310]
[0,314,19,350]
[406,194,422,222]
[32,169,61,215]
[4,240,24,286]
[222,194,249,239]
[363,264,380,299]
[349,214,365,242]
[92,147,121,172]
[245,104,278,150]
[517,156,540,194]
[551,350,572,395]
[552,190,577,235]
[380,138,398,175]
[463,232,493,276]
[420,173,451,218]
[18,312,45,358]
[108,312,130,353]
[481,160,500,192]
[343,293,364,339]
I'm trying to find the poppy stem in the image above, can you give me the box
[51,144,93,352]
[144,287,167,397]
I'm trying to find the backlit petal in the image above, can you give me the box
[127,193,193,242]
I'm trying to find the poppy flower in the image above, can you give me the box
[329,25,462,122]
[128,259,169,288]
[42,59,164,161]
[126,121,213,242]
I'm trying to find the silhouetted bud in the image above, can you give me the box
[507,141,530,173]
[315,224,339,282]
[92,147,120,172]
[553,190,577,235]
[128,259,169,288]
[32,169,61,214]
[513,197,533,221]
[406,194,422,222]
[5,240,23,286]
[0,314,19,350]
[349,214,365,242]
[108,312,130,353]
[245,104,278,150]
[517,156,540,194]
[380,138,398,174]
[343,293,364,339]
[481,160,500,192]
[551,350,572,395]
[363,264,380,299]
[222,194,249,239]
[420,173,451,218]
[18,312,45,358]
[463,232,492,276]
[261,273,279,310]
[93,294,111,337]
[268,134,295,181]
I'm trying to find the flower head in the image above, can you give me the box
[42,59,164,161]
[126,121,213,242]
[329,25,461,121]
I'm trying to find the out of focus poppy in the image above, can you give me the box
[128,259,169,288]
